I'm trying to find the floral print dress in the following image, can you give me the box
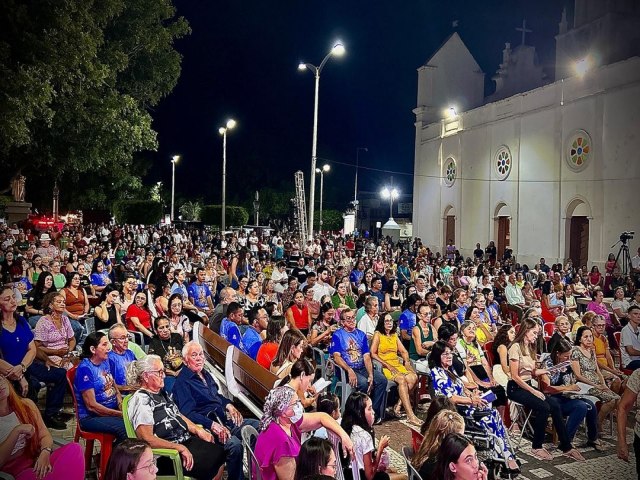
[431,366,515,462]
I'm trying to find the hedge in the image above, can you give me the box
[113,200,163,225]
[201,205,249,227]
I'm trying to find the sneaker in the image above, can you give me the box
[44,416,67,430]
[54,411,74,422]
[374,417,383,426]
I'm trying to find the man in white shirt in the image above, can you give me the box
[620,306,640,370]
[505,273,526,322]
[313,266,335,302]
[357,296,379,340]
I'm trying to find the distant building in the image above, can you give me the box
[412,0,640,267]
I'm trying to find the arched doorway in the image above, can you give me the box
[443,206,456,250]
[494,203,511,260]
[566,198,591,268]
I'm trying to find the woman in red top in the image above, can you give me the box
[126,291,154,339]
[285,291,311,335]
[603,253,618,296]
[256,317,288,370]
[588,266,602,293]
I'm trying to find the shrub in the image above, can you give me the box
[201,205,249,227]
[113,200,163,225]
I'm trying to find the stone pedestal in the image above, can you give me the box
[5,202,32,224]
[381,218,401,242]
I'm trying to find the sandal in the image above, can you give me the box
[530,448,553,460]
[407,416,423,427]
[563,448,585,461]
[586,440,606,452]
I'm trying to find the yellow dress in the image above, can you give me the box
[377,333,409,379]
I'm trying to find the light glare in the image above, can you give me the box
[332,43,346,56]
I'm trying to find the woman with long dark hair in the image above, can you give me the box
[25,271,57,328]
[256,316,288,370]
[294,437,338,480]
[309,303,338,349]
[270,329,307,378]
[412,410,465,479]
[434,433,488,480]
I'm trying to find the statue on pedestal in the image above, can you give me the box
[10,174,26,202]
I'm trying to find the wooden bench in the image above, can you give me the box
[194,323,278,419]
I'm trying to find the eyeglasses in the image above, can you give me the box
[136,457,158,474]
[147,369,166,377]
[593,324,606,328]
[111,336,128,341]
[441,352,453,357]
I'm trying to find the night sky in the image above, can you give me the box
[149,0,569,212]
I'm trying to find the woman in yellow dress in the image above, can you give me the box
[370,313,421,425]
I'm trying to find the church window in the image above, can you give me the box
[444,157,456,186]
[566,129,591,172]
[495,146,512,180]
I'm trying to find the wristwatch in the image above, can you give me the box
[20,363,26,374]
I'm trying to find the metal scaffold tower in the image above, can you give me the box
[294,170,308,245]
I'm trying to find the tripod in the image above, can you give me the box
[612,239,632,276]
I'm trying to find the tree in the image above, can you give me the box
[201,205,249,228]
[179,201,202,221]
[0,0,190,208]
[313,209,343,231]
[113,199,162,224]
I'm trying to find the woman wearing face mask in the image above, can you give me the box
[254,385,353,480]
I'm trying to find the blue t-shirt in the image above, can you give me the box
[220,318,244,350]
[349,269,364,286]
[329,328,369,370]
[75,358,118,418]
[0,318,33,366]
[170,283,189,299]
[90,272,109,286]
[187,282,212,309]
[107,349,137,386]
[242,327,262,360]
[398,309,416,334]
[456,305,468,325]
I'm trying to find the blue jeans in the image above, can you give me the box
[26,362,66,418]
[79,415,128,443]
[70,319,85,346]
[223,419,260,480]
[548,394,597,443]
[626,360,640,370]
[352,367,388,420]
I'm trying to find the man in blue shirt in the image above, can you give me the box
[329,308,387,423]
[173,341,260,480]
[187,267,214,318]
[107,324,137,386]
[242,306,268,359]
[452,288,469,324]
[369,277,385,309]
[349,261,365,292]
[398,293,420,349]
[219,301,244,350]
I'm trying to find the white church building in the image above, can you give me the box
[412,0,640,268]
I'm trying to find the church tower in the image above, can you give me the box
[555,0,640,79]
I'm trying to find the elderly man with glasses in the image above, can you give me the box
[173,341,259,480]
[107,324,137,387]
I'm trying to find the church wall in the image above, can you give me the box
[413,139,443,248]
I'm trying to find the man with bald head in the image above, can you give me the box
[173,341,259,480]
[210,286,237,333]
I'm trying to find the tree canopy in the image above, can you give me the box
[0,0,190,209]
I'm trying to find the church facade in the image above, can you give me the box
[412,0,640,268]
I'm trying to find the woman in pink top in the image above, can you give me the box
[587,288,621,348]
[254,386,353,480]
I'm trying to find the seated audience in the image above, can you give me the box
[294,437,339,480]
[219,301,245,350]
[409,303,436,360]
[434,433,488,480]
[107,324,137,387]
[256,316,288,369]
[309,303,339,350]
[125,290,155,340]
[0,375,84,480]
[270,329,307,378]
[491,325,515,388]
[546,316,572,354]
[620,305,640,370]
[0,286,67,430]
[283,358,318,409]
[254,385,353,480]
[329,308,387,421]
[173,341,260,480]
[242,306,269,359]
[285,291,312,334]
[34,292,76,371]
[147,316,184,392]
[94,285,122,330]
[370,313,420,425]
[127,355,227,480]
[74,332,127,442]
[591,315,627,393]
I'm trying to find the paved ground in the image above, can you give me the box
[44,393,637,480]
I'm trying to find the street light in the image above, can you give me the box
[353,147,367,233]
[298,41,345,239]
[170,155,180,221]
[315,164,330,231]
[218,119,236,232]
[380,186,399,226]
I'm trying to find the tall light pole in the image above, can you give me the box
[315,164,330,232]
[353,147,367,233]
[380,186,399,226]
[170,155,180,221]
[218,119,236,232]
[298,41,345,239]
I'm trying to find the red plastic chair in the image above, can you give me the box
[543,322,555,340]
[614,331,634,375]
[483,341,495,368]
[66,367,115,480]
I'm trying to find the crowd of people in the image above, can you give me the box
[1,220,640,479]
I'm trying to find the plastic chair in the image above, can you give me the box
[121,394,191,480]
[507,401,533,453]
[402,446,424,480]
[614,331,634,375]
[241,424,262,480]
[66,367,115,480]
[312,346,329,379]
[543,322,555,340]
[333,364,354,412]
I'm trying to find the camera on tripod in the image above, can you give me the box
[620,231,635,242]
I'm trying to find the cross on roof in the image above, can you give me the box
[515,19,532,45]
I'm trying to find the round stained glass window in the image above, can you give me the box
[444,157,456,187]
[566,129,592,172]
[495,146,512,180]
